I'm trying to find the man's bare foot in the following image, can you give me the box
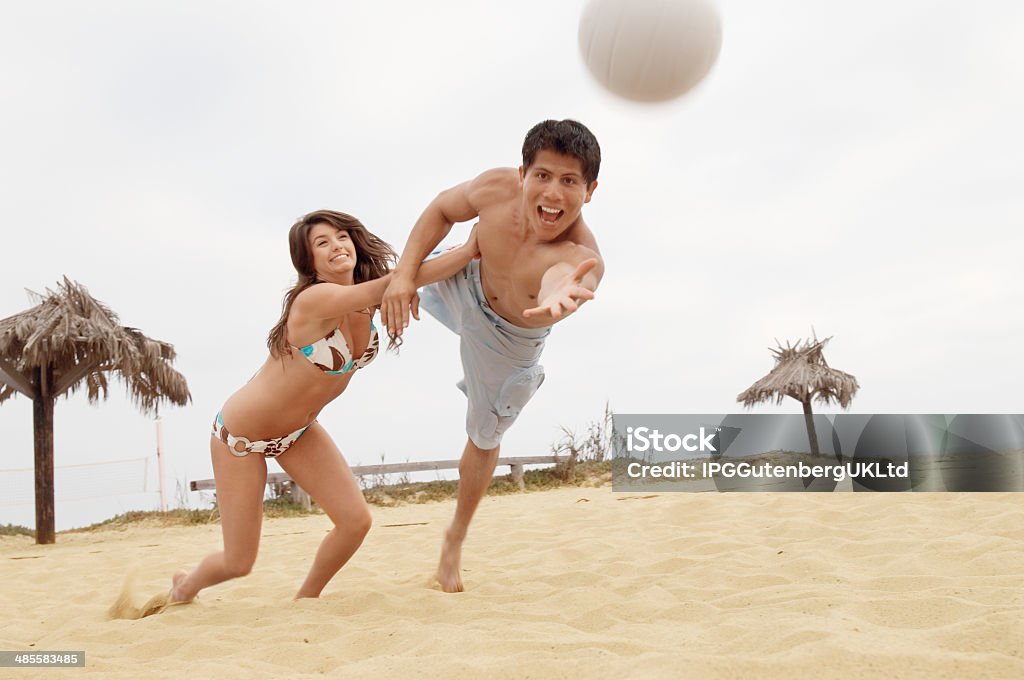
[436,530,464,593]
[169,569,193,604]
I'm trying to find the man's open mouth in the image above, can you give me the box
[538,206,563,223]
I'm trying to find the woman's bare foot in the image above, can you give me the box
[137,570,191,619]
[436,530,464,593]
[168,569,194,604]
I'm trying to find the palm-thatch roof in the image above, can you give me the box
[0,277,190,412]
[737,336,858,409]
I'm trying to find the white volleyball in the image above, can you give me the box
[578,0,723,102]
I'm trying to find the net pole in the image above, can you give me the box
[155,417,168,512]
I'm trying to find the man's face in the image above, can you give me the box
[519,149,597,240]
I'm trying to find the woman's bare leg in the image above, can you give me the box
[170,438,267,602]
[276,422,372,599]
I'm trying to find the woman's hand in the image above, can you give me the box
[462,222,481,260]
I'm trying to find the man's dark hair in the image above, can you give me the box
[522,119,601,184]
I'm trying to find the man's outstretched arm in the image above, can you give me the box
[523,249,605,323]
[381,168,515,338]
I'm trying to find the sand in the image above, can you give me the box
[1,487,1022,679]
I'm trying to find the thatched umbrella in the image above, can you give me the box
[0,278,190,544]
[736,336,859,456]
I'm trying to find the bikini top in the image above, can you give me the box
[291,321,379,375]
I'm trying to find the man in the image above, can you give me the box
[381,119,604,592]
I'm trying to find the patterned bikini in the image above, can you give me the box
[212,320,380,458]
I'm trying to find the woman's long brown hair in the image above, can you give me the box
[267,210,397,357]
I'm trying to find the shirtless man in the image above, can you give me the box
[381,119,605,592]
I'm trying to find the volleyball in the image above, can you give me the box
[578,0,723,103]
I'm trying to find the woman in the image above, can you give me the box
[168,209,477,604]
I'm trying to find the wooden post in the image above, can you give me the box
[510,463,525,491]
[802,399,821,457]
[155,417,168,511]
[289,482,312,511]
[33,365,55,545]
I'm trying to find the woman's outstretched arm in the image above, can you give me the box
[293,228,479,321]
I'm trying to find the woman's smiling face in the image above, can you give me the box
[308,223,357,284]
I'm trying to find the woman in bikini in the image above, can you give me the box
[168,209,477,604]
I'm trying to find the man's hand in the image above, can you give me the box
[523,259,598,321]
[381,273,420,338]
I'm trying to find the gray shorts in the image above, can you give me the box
[420,259,550,449]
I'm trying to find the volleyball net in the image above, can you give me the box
[0,457,153,507]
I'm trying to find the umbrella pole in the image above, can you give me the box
[801,399,821,458]
[156,417,168,512]
[33,365,55,544]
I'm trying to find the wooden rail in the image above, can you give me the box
[189,455,570,508]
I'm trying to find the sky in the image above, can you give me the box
[1,0,1022,530]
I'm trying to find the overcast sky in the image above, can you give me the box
[2,1,1022,529]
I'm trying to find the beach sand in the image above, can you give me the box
[1,487,1022,678]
